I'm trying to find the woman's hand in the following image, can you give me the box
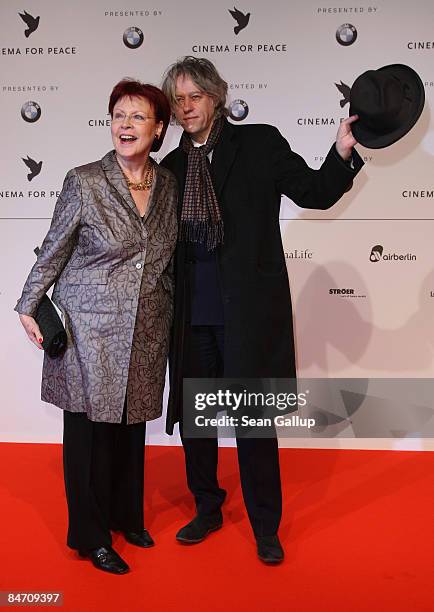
[19,314,43,349]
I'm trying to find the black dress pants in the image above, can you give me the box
[63,404,146,550]
[181,325,282,537]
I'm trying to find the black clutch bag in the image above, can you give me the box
[33,247,67,358]
[34,294,67,358]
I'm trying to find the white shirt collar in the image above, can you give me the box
[192,138,207,147]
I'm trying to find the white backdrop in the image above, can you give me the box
[1,0,433,450]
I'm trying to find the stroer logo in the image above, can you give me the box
[369,244,416,263]
[329,288,366,299]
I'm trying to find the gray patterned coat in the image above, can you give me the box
[15,150,178,424]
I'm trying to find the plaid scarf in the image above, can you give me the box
[180,116,225,251]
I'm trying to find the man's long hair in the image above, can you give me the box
[161,56,228,118]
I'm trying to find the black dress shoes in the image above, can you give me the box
[78,546,130,574]
[124,529,155,548]
[256,535,284,564]
[176,513,223,544]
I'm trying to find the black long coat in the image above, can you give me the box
[161,119,363,434]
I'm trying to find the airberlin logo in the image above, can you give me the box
[22,156,42,181]
[123,27,144,49]
[369,244,416,263]
[336,23,357,46]
[229,99,249,121]
[228,7,250,34]
[21,101,41,122]
[19,11,40,37]
[370,245,383,262]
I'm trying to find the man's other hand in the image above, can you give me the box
[336,115,359,161]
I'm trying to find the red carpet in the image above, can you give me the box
[0,443,433,612]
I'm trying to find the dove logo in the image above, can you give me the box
[22,156,42,181]
[336,23,357,46]
[123,27,144,49]
[228,7,250,35]
[21,101,41,123]
[229,99,249,121]
[335,80,350,108]
[19,11,40,38]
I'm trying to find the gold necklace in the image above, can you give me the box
[125,160,154,191]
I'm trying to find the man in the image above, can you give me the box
[161,56,363,563]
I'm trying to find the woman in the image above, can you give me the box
[15,79,177,575]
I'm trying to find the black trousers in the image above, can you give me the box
[181,325,282,537]
[63,405,146,550]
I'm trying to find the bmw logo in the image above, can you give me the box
[21,101,41,123]
[336,23,357,46]
[229,99,249,122]
[123,27,144,49]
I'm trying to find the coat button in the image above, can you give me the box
[135,262,143,270]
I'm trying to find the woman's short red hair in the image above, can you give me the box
[108,79,171,152]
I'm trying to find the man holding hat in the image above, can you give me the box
[160,56,364,564]
[349,63,425,148]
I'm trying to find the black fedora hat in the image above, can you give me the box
[349,64,425,149]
